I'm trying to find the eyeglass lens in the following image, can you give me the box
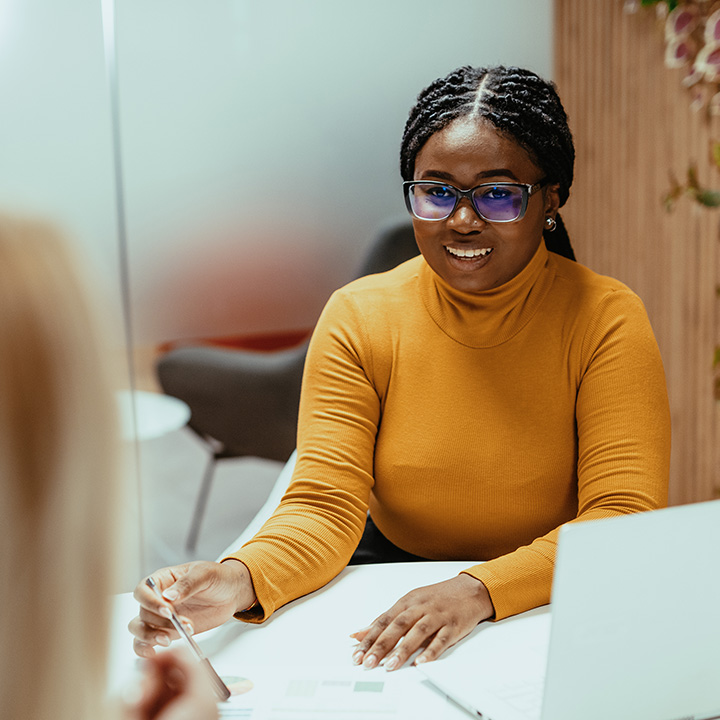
[408,183,526,222]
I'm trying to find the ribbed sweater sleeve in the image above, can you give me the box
[465,288,670,619]
[226,254,670,624]
[226,290,381,620]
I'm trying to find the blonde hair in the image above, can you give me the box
[0,214,121,720]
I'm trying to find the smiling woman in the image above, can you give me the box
[130,65,670,676]
[408,118,557,292]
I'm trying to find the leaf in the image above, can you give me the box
[712,142,720,170]
[693,189,720,207]
[662,175,684,211]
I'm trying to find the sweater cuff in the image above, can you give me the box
[220,554,270,624]
[462,560,552,621]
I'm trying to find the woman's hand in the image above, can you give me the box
[126,647,219,720]
[129,560,256,658]
[350,574,494,671]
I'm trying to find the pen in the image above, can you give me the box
[145,576,231,702]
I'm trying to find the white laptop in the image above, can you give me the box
[417,500,720,720]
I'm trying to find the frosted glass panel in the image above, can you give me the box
[116,0,553,353]
[0,0,141,590]
[0,0,553,583]
[112,0,552,573]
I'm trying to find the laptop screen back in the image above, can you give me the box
[542,500,720,720]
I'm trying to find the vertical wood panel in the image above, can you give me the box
[555,1,720,505]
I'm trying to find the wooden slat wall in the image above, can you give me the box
[554,1,720,505]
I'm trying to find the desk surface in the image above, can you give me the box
[110,562,526,719]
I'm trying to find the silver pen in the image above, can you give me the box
[145,576,231,701]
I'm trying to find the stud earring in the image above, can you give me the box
[544,216,557,232]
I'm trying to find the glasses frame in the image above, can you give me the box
[403,179,547,223]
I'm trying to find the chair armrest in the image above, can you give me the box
[156,343,307,461]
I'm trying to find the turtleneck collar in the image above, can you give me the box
[417,241,555,348]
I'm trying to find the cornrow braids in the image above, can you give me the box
[400,65,576,261]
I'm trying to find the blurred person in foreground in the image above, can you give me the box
[0,213,219,720]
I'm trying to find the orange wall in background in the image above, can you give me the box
[554,2,719,504]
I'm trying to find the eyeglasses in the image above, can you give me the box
[403,179,547,223]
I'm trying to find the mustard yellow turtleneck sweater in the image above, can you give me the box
[228,243,670,621]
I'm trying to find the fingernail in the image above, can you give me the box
[414,654,428,665]
[155,634,170,647]
[163,588,179,602]
[384,656,399,672]
[363,654,378,669]
[181,619,194,635]
[352,650,364,665]
[158,606,172,619]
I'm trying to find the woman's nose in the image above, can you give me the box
[448,198,486,230]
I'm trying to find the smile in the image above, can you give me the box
[445,246,493,258]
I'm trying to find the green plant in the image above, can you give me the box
[664,144,720,210]
[662,142,720,399]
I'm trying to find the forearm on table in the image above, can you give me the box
[464,469,669,622]
[224,503,367,622]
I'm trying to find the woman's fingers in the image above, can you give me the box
[128,647,219,720]
[348,626,371,641]
[382,619,445,670]
[128,613,176,647]
[351,610,397,665]
[351,574,495,671]
[414,625,458,665]
[129,560,257,657]
[354,610,441,670]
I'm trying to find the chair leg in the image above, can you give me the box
[186,453,218,553]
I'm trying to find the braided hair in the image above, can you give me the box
[400,66,576,261]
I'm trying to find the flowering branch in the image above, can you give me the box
[625,0,720,114]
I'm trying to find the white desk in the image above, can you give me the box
[110,561,513,719]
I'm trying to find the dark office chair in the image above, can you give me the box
[157,218,418,551]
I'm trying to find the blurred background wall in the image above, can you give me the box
[115,0,553,369]
[0,0,553,581]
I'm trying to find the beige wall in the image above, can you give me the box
[555,2,720,505]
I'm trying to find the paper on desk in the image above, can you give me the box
[214,663,458,720]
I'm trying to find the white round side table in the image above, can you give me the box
[117,389,191,441]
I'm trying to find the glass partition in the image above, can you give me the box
[1,0,552,585]
[114,0,553,575]
[0,0,141,590]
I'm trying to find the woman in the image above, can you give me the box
[130,65,670,671]
[0,214,218,720]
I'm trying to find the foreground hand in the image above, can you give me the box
[350,574,494,671]
[129,560,256,658]
[126,647,219,720]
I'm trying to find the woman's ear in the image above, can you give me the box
[544,183,561,218]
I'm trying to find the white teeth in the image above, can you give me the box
[446,246,492,258]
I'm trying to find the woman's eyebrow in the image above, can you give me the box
[417,168,520,182]
[476,168,520,181]
[416,169,456,181]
